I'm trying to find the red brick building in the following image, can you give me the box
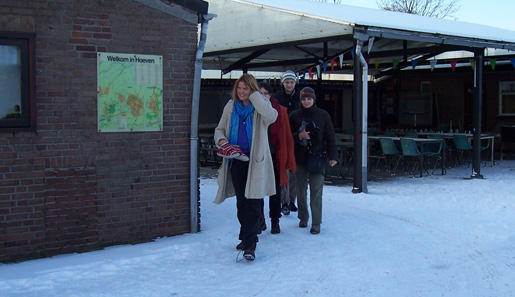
[0,0,208,262]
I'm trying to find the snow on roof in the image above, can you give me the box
[205,0,515,54]
[244,0,515,43]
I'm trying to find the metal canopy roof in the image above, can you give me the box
[203,0,515,76]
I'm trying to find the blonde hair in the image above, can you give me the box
[231,73,259,100]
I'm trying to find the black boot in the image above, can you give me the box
[243,243,256,261]
[271,219,280,234]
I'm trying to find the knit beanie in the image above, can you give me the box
[281,70,297,84]
[299,87,316,101]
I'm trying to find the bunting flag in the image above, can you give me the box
[489,59,497,70]
[365,58,370,65]
[323,61,328,73]
[339,54,344,69]
[350,60,354,68]
[330,57,335,72]
[351,47,355,59]
[308,68,314,80]
[302,70,306,83]
[316,65,321,78]
[368,37,375,54]
[450,60,457,71]
[392,59,400,70]
[430,59,437,71]
[374,58,381,69]
[510,58,515,69]
[411,59,419,70]
[469,59,475,71]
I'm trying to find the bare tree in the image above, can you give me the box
[377,0,459,18]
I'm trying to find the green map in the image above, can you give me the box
[97,53,163,132]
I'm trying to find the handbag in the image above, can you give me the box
[306,150,326,174]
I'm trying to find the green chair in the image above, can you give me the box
[423,137,444,175]
[480,135,493,167]
[453,134,473,167]
[379,137,402,175]
[400,137,424,176]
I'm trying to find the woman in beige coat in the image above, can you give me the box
[214,74,278,261]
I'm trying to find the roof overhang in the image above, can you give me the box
[203,0,515,76]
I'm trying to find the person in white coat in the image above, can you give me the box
[214,73,278,261]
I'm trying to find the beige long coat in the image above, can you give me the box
[213,92,278,204]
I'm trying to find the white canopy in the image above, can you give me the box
[203,0,515,74]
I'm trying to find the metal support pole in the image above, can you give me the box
[471,53,483,179]
[352,33,369,194]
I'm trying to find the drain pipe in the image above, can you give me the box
[352,32,368,193]
[190,13,215,233]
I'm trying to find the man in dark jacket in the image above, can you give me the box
[274,70,300,215]
[274,70,300,115]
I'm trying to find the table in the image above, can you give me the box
[369,136,446,177]
[419,132,495,166]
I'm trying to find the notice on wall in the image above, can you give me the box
[97,52,163,132]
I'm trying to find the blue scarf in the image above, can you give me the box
[229,100,254,147]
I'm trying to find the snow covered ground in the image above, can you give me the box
[1,160,514,297]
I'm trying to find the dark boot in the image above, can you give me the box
[289,203,298,212]
[243,243,256,261]
[271,219,280,234]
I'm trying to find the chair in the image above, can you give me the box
[422,137,444,175]
[453,134,473,167]
[379,137,402,175]
[400,138,424,176]
[480,135,493,167]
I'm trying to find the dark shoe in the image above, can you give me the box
[281,204,290,216]
[289,203,298,212]
[236,241,245,250]
[271,219,280,234]
[257,216,267,234]
[310,224,320,234]
[299,220,308,228]
[243,243,256,261]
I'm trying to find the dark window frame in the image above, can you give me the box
[0,31,36,132]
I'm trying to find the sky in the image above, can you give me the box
[341,0,515,31]
[1,160,514,297]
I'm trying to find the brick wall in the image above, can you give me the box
[0,0,200,261]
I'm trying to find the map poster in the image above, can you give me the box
[97,52,163,132]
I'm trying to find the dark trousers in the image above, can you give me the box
[230,159,262,247]
[260,154,282,221]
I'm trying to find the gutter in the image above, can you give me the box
[190,13,215,233]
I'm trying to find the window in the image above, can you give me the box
[0,32,35,131]
[499,81,515,116]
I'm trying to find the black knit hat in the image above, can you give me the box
[300,87,316,101]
